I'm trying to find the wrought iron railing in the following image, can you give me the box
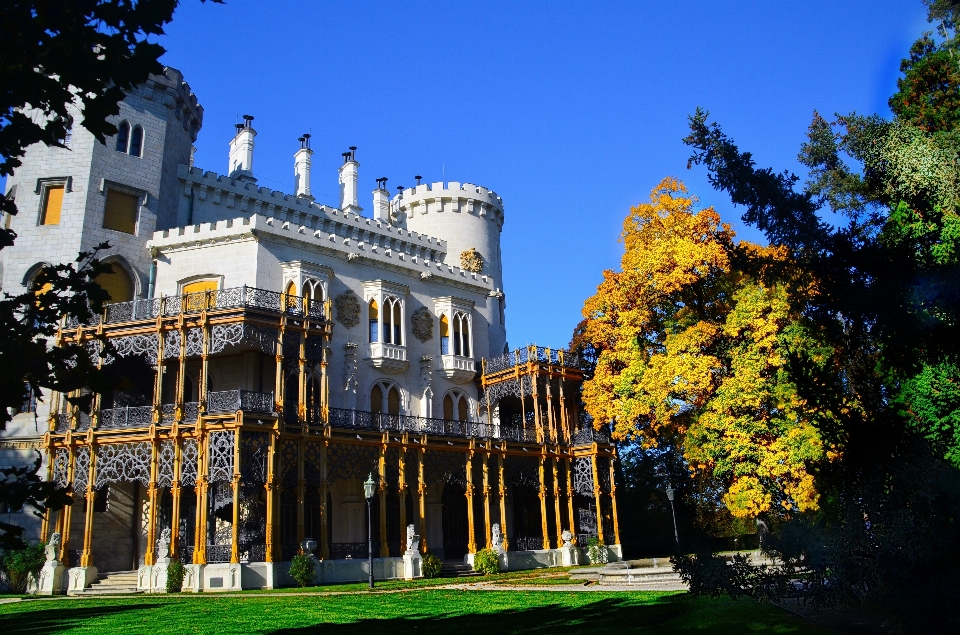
[54,413,71,433]
[330,542,376,559]
[206,544,232,564]
[483,345,581,374]
[160,403,177,425]
[576,533,598,546]
[183,402,199,423]
[326,408,536,442]
[207,390,275,414]
[572,428,611,446]
[66,549,83,568]
[64,285,325,328]
[512,536,545,551]
[181,545,195,563]
[99,405,154,429]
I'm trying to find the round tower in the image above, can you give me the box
[392,181,505,291]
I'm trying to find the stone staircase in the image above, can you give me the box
[72,570,142,595]
[570,559,686,589]
[440,561,481,579]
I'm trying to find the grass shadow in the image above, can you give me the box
[0,602,164,634]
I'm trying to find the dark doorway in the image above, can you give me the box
[441,483,468,560]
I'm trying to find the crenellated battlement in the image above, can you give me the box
[391,181,505,228]
[141,67,204,141]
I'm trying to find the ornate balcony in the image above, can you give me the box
[438,354,476,384]
[326,407,538,442]
[207,390,275,415]
[572,427,611,446]
[365,342,408,374]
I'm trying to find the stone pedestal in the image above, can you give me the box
[559,545,579,567]
[182,564,203,593]
[152,557,172,592]
[34,561,65,595]
[402,551,422,580]
[66,566,98,594]
[138,564,153,591]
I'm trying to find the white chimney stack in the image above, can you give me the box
[338,146,361,214]
[228,115,256,181]
[373,177,390,223]
[294,134,313,200]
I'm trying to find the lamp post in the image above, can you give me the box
[364,472,376,589]
[665,483,679,547]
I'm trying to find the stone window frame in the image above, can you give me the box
[34,176,73,226]
[98,178,147,236]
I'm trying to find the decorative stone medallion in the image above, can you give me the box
[460,248,484,273]
[334,291,360,328]
[411,306,433,342]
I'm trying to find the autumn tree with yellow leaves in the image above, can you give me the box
[578,177,828,520]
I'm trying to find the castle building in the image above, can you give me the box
[0,68,619,593]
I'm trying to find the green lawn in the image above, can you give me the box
[0,590,832,634]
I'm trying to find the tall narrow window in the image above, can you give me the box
[103,189,139,234]
[370,384,383,413]
[40,185,64,225]
[116,122,130,152]
[129,125,143,157]
[453,314,462,356]
[443,394,454,420]
[369,299,379,342]
[392,301,402,345]
[458,395,468,422]
[440,314,450,355]
[460,314,470,357]
[387,386,400,415]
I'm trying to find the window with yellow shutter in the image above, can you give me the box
[40,185,64,225]
[103,189,139,234]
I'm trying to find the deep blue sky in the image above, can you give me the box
[69,2,950,347]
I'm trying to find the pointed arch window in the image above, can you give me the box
[442,389,471,422]
[115,122,130,153]
[452,311,470,357]
[440,314,450,355]
[370,380,402,415]
[129,125,143,157]
[369,299,379,343]
[382,296,403,345]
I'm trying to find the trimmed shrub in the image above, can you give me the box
[586,536,608,565]
[473,548,500,575]
[165,560,185,593]
[421,553,442,578]
[0,542,46,594]
[288,553,317,588]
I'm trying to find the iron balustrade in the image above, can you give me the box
[206,544,232,564]
[207,390,275,414]
[54,413,71,433]
[183,402,199,423]
[64,285,325,328]
[99,405,154,429]
[483,345,581,373]
[77,412,92,431]
[512,536,545,551]
[572,427,611,446]
[576,533,598,546]
[326,407,541,442]
[331,542,376,559]
[160,403,177,425]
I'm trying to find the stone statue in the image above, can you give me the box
[405,524,420,554]
[45,532,61,562]
[301,538,317,554]
[491,523,503,553]
[561,529,573,547]
[157,528,171,560]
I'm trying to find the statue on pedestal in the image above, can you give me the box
[45,533,61,563]
[405,524,420,554]
[491,523,504,553]
[157,528,171,560]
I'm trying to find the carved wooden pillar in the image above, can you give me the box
[262,428,277,563]
[319,441,330,560]
[590,450,605,545]
[144,439,160,565]
[552,457,563,545]
[194,429,209,565]
[169,437,183,560]
[608,453,621,546]
[199,315,210,413]
[154,321,165,424]
[296,438,305,545]
[498,450,509,552]
[465,448,476,554]
[544,371,556,444]
[418,445,427,553]
[378,441,389,557]
[482,449,491,549]
[80,441,97,568]
[175,320,187,421]
[538,456,550,549]
[275,317,286,422]
[58,446,76,564]
[557,376,569,443]
[565,457,575,542]
[398,445,407,547]
[230,428,242,564]
[298,329,307,423]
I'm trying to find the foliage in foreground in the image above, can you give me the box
[421,553,442,578]
[473,549,500,574]
[165,560,185,593]
[0,542,45,594]
[288,553,317,588]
